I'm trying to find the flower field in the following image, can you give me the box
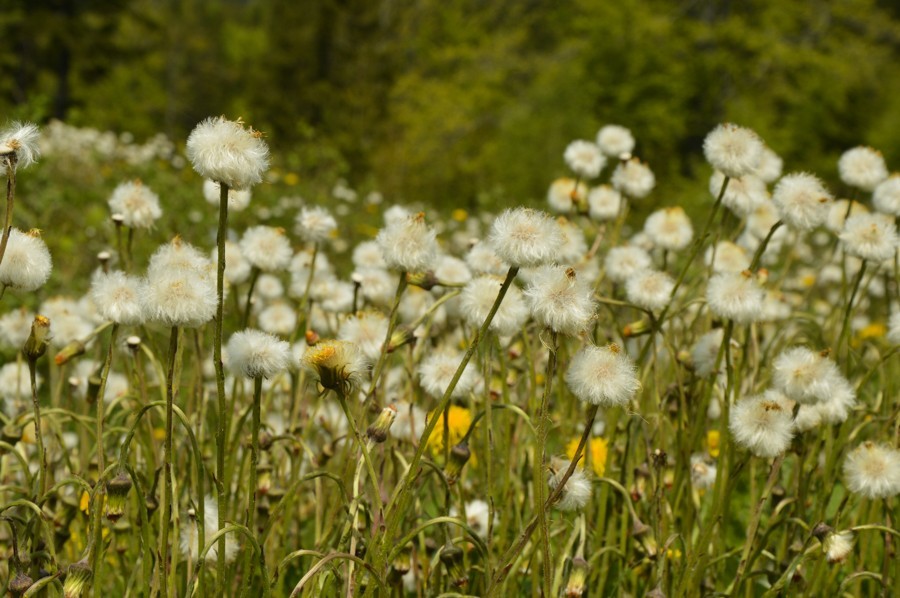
[0,117,898,597]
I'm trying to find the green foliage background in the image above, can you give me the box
[3,0,900,212]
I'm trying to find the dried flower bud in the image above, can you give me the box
[8,571,33,596]
[63,559,92,598]
[406,270,439,291]
[366,405,397,444]
[439,545,468,588]
[23,315,51,361]
[105,472,133,522]
[126,336,142,352]
[2,423,22,444]
[565,556,588,597]
[55,339,86,366]
[623,319,650,338]
[811,522,834,540]
[445,442,472,485]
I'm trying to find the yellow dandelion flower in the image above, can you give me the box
[283,172,300,186]
[851,322,885,347]
[706,430,720,458]
[566,436,608,477]
[426,406,472,454]
[451,209,468,222]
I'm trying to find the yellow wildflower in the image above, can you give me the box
[565,436,608,477]
[426,406,472,454]
[706,430,720,458]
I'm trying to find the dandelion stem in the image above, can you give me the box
[535,329,558,598]
[158,325,180,597]
[367,272,407,400]
[0,155,18,270]
[214,181,230,596]
[749,220,783,271]
[837,259,867,365]
[242,267,261,328]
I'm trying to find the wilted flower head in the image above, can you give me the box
[186,116,269,190]
[302,339,367,394]
[376,212,439,272]
[418,350,477,399]
[843,441,900,499]
[0,121,40,169]
[564,140,606,179]
[549,458,592,511]
[226,329,291,378]
[295,206,337,243]
[823,531,854,564]
[611,158,655,199]
[203,179,251,211]
[566,343,639,407]
[873,175,900,217]
[839,213,898,262]
[596,124,635,158]
[459,275,529,336]
[488,207,563,268]
[240,226,293,272]
[587,185,622,221]
[729,391,794,458]
[524,266,595,336]
[108,181,162,229]
[838,146,888,192]
[703,123,764,179]
[90,271,145,325]
[706,271,764,324]
[772,172,832,231]
[0,228,52,291]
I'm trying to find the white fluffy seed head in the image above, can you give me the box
[556,219,588,264]
[729,390,794,458]
[185,116,269,190]
[417,350,477,399]
[434,255,472,286]
[465,240,509,275]
[705,241,750,273]
[180,495,239,564]
[838,146,888,192]
[564,140,606,179]
[0,121,40,169]
[547,178,587,213]
[295,206,337,243]
[772,347,841,405]
[596,124,635,158]
[203,179,251,211]
[338,311,388,363]
[843,441,900,499]
[0,307,33,349]
[352,240,387,269]
[611,158,655,199]
[824,531,854,564]
[839,213,898,262]
[772,172,833,231]
[524,266,595,336]
[90,271,145,325]
[690,328,725,377]
[604,245,652,284]
[459,275,529,337]
[226,329,291,378]
[753,146,783,184]
[240,226,293,272]
[148,238,209,278]
[375,212,438,272]
[108,180,162,229]
[566,343,639,407]
[142,266,216,329]
[711,171,768,217]
[825,199,868,234]
[587,185,622,221]
[257,301,296,336]
[644,207,693,251]
[488,207,563,268]
[625,269,674,312]
[0,228,52,291]
[873,175,900,217]
[703,123,764,179]
[690,454,717,490]
[549,459,592,511]
[706,271,764,324]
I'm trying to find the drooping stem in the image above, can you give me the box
[158,325,180,597]
[214,181,230,594]
[0,155,18,269]
[749,220,783,271]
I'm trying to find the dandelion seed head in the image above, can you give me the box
[611,158,655,199]
[838,146,888,192]
[843,441,900,499]
[0,121,40,169]
[90,271,145,325]
[596,124,635,158]
[729,391,794,458]
[566,343,640,407]
[376,212,438,272]
[706,271,764,324]
[524,266,596,335]
[772,172,832,231]
[186,116,269,190]
[488,207,563,268]
[108,180,162,229]
[0,228,52,291]
[564,140,606,179]
[703,123,764,179]
[240,226,293,272]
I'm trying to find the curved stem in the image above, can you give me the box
[0,155,18,269]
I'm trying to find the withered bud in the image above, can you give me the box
[2,423,23,444]
[8,571,33,596]
[111,213,125,226]
[386,327,416,353]
[565,556,588,597]
[63,559,93,598]
[105,472,133,522]
[623,319,650,338]
[55,339,86,366]
[305,329,320,346]
[811,522,834,540]
[23,315,51,361]
[439,545,468,588]
[445,442,472,485]
[406,270,439,291]
[366,405,397,444]
[126,336,142,351]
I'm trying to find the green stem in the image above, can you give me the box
[535,329,558,597]
[0,155,18,269]
[837,259,867,365]
[366,272,408,399]
[749,220,783,271]
[242,267,261,328]
[214,180,229,596]
[158,325,180,597]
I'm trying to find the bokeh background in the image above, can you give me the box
[3,0,900,262]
